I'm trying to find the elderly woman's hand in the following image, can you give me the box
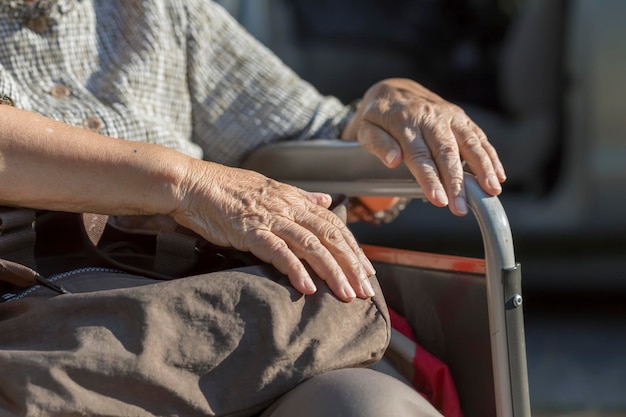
[171,160,376,302]
[342,78,506,216]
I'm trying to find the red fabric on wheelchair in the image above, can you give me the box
[389,308,464,417]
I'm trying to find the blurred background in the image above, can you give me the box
[218,0,626,415]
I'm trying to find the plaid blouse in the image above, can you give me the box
[0,0,350,166]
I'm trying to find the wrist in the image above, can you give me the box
[157,151,202,218]
[168,157,223,222]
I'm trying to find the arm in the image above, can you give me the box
[0,104,184,215]
[0,105,374,302]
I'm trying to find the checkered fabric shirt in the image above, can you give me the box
[0,0,350,166]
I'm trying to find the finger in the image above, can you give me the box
[298,189,333,208]
[305,194,377,279]
[271,218,360,302]
[327,210,377,278]
[306,207,376,298]
[358,110,453,208]
[310,200,376,276]
[376,122,448,208]
[454,120,504,196]
[487,145,507,183]
[480,130,507,183]
[294,184,376,285]
[245,229,318,296]
[359,120,450,208]
[357,120,403,168]
[420,122,468,216]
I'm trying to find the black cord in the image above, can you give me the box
[35,273,72,295]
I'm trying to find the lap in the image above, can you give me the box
[260,368,443,417]
[0,266,390,417]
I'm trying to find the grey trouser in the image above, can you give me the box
[261,368,443,417]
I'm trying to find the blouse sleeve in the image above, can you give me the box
[182,1,351,166]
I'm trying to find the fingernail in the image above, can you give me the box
[362,258,376,277]
[488,175,501,191]
[454,196,468,215]
[304,279,317,294]
[362,277,376,298]
[385,149,399,165]
[435,189,448,206]
[343,284,357,300]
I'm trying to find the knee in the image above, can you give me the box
[262,368,443,417]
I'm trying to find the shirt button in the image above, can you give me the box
[27,15,50,33]
[83,116,103,133]
[50,84,71,98]
[0,94,14,106]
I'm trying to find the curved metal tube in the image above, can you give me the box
[465,176,527,417]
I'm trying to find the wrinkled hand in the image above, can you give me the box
[342,78,506,216]
[172,160,376,302]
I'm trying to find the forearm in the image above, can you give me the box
[0,105,189,216]
[0,106,376,302]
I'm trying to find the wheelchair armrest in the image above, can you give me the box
[242,140,421,198]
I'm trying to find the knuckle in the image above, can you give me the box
[475,126,490,142]
[415,101,435,117]
[363,97,389,119]
[420,121,446,143]
[250,230,283,252]
[406,142,434,165]
[449,102,465,114]
[434,143,458,160]
[245,228,268,243]
[448,175,464,194]
[301,234,322,253]
[267,237,289,255]
[321,224,344,245]
[347,256,363,275]
[325,213,347,229]
[460,133,483,151]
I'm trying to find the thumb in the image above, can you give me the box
[299,189,332,208]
